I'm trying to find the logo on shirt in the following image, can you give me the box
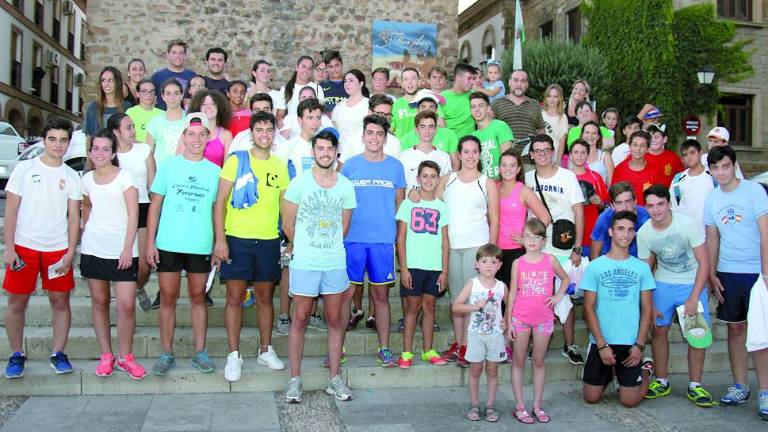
[32,174,41,183]
[59,179,66,190]
[664,163,672,176]
[266,172,281,188]
[721,207,743,225]
[188,176,198,184]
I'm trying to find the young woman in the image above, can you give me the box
[81,129,145,380]
[147,78,186,166]
[566,102,615,159]
[226,80,251,136]
[84,67,132,139]
[183,75,208,111]
[281,56,324,118]
[580,121,614,185]
[123,59,146,106]
[568,139,609,258]
[331,70,370,157]
[601,107,621,147]
[564,80,590,127]
[188,90,233,167]
[541,84,569,166]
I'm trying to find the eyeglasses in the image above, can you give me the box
[523,233,544,241]
[531,148,553,154]
[372,111,393,120]
[138,89,155,95]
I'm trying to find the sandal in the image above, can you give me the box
[466,406,481,421]
[485,406,499,422]
[514,409,535,424]
[532,407,551,423]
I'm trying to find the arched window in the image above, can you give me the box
[459,40,472,64]
[482,25,496,60]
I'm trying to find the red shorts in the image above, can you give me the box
[3,245,75,295]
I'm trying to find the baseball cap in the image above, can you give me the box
[642,107,663,120]
[647,123,668,136]
[707,126,730,142]
[409,89,446,108]
[315,127,340,141]
[683,313,713,349]
[183,112,211,132]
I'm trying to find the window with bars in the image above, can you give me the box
[718,94,753,146]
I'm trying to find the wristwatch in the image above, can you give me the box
[572,246,583,255]
[633,342,645,351]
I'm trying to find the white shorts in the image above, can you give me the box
[465,332,507,363]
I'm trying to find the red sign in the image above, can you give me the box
[682,115,701,136]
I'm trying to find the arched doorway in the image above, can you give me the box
[27,115,43,139]
[7,109,24,136]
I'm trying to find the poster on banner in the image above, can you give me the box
[371,20,438,89]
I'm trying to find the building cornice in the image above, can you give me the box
[0,82,82,123]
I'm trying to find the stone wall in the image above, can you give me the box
[84,0,458,101]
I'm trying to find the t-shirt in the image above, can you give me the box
[591,207,651,257]
[483,80,506,103]
[151,68,197,110]
[471,119,514,179]
[704,179,768,273]
[274,136,314,178]
[320,79,348,114]
[467,277,506,335]
[116,143,152,203]
[611,142,630,166]
[575,169,609,247]
[147,113,185,167]
[391,97,418,140]
[5,158,82,251]
[638,212,704,284]
[399,127,458,154]
[81,169,138,259]
[441,90,475,138]
[229,128,288,154]
[126,105,165,143]
[83,101,133,137]
[398,146,452,189]
[248,87,286,111]
[566,125,613,148]
[525,167,584,256]
[279,112,335,141]
[204,77,230,94]
[339,133,401,163]
[280,82,325,116]
[341,155,406,243]
[542,111,568,162]
[331,97,369,157]
[645,149,684,188]
[491,96,545,142]
[150,155,220,255]
[611,160,662,206]
[580,255,656,345]
[670,168,715,238]
[396,198,449,271]
[285,172,357,270]
[220,152,289,240]
[227,109,252,137]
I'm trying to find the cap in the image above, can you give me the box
[408,89,446,108]
[183,112,211,132]
[647,123,668,136]
[707,126,730,142]
[315,126,340,140]
[642,107,663,120]
[684,313,713,349]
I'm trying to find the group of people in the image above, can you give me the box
[3,40,768,423]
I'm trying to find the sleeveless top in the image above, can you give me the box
[588,149,608,182]
[498,181,525,250]
[203,128,226,167]
[467,277,506,335]
[443,172,489,249]
[511,254,556,324]
[116,143,151,203]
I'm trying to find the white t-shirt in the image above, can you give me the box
[443,172,489,249]
[280,82,325,116]
[116,143,151,203]
[701,153,744,179]
[525,167,584,256]
[542,111,568,148]
[340,133,401,163]
[332,97,369,157]
[81,169,139,259]
[5,158,82,251]
[274,135,314,178]
[279,112,334,141]
[229,129,288,154]
[612,142,630,166]
[670,168,715,238]
[398,146,452,189]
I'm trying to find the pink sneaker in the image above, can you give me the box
[117,353,147,380]
[96,352,114,377]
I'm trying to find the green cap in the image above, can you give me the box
[684,314,712,349]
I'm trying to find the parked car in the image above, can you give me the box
[0,122,29,189]
[5,130,87,185]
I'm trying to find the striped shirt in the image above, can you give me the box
[491,96,545,141]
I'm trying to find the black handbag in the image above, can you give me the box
[534,171,576,250]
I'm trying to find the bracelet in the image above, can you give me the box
[598,344,610,351]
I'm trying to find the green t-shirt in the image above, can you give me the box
[396,198,449,271]
[471,119,514,179]
[392,97,418,140]
[399,127,458,153]
[126,105,165,143]
[440,90,475,139]
[566,125,614,148]
[147,114,185,166]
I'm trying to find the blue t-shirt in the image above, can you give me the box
[580,255,656,345]
[591,206,650,256]
[204,77,230,94]
[483,80,506,103]
[83,101,133,137]
[151,68,197,110]
[285,173,357,270]
[150,155,220,255]
[704,179,768,273]
[341,155,406,244]
[320,79,347,114]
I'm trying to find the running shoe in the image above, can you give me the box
[285,376,303,403]
[136,287,152,312]
[5,352,26,379]
[308,314,328,332]
[152,352,176,376]
[377,347,396,367]
[687,385,715,407]
[720,384,750,406]
[257,345,285,370]
[205,293,214,307]
[645,379,672,399]
[441,342,459,362]
[242,287,255,308]
[192,349,215,373]
[759,391,768,421]
[326,374,352,401]
[151,293,161,310]
[562,344,584,365]
[456,345,470,368]
[224,351,243,382]
[347,309,364,330]
[276,313,291,336]
[421,349,447,365]
[50,351,73,374]
[365,316,376,329]
[116,353,147,380]
[95,352,115,377]
[397,351,414,369]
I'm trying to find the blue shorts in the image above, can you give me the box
[220,236,281,283]
[400,269,441,297]
[344,242,395,285]
[289,268,350,297]
[716,272,758,323]
[653,281,710,327]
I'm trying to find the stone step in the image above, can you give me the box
[0,341,736,397]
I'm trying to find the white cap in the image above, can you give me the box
[408,89,446,108]
[183,112,211,132]
[707,126,730,142]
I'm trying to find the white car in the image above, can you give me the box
[0,122,29,188]
[6,129,87,181]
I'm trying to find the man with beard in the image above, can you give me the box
[151,40,196,110]
[203,47,230,94]
[491,70,545,151]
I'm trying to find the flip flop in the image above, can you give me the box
[514,409,535,424]
[533,407,551,423]
[466,406,481,421]
[485,407,499,422]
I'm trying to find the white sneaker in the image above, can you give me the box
[224,351,243,382]
[257,345,285,370]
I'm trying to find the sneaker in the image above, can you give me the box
[242,287,255,308]
[308,314,328,332]
[5,352,26,379]
[687,385,715,407]
[347,309,364,330]
[117,353,147,380]
[136,287,152,312]
[285,376,303,403]
[224,351,243,382]
[456,345,470,368]
[377,347,396,367]
[205,293,214,307]
[323,347,347,368]
[95,352,115,377]
[276,313,291,336]
[192,349,215,373]
[151,293,161,310]
[433,322,441,332]
[398,351,414,369]
[50,351,73,374]
[641,357,655,375]
[759,392,768,420]
[421,349,447,365]
[326,374,352,401]
[397,318,405,333]
[645,379,672,399]
[441,342,459,362]
[152,352,176,376]
[365,316,376,329]
[720,384,751,406]
[257,345,285,370]
[562,344,584,365]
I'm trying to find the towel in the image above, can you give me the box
[230,151,258,209]
[746,276,768,352]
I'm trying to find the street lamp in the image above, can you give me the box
[697,65,715,85]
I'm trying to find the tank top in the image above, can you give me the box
[443,172,489,249]
[467,277,506,335]
[498,181,526,250]
[203,128,226,167]
[511,254,556,324]
[588,149,608,181]
[116,143,151,203]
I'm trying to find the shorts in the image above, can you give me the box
[716,272,758,323]
[80,254,138,282]
[653,281,710,327]
[582,343,642,388]
[156,249,211,274]
[400,269,441,297]
[449,246,480,302]
[280,238,290,269]
[344,242,395,285]
[138,202,150,229]
[2,245,75,294]
[510,316,555,335]
[497,248,525,287]
[465,332,508,363]
[220,236,281,282]
[289,268,349,297]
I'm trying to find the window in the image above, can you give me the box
[12,0,24,12]
[32,43,44,97]
[717,0,753,21]
[34,0,44,27]
[67,13,76,53]
[65,66,74,111]
[53,0,61,41]
[567,7,582,42]
[10,29,23,90]
[51,67,60,106]
[719,94,753,146]
[459,41,471,64]
[79,21,86,60]
[482,26,496,61]
[540,20,553,39]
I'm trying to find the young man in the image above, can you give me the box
[428,66,448,94]
[391,68,423,140]
[214,111,289,381]
[525,134,585,365]
[638,185,713,407]
[589,182,651,261]
[146,113,220,376]
[701,127,744,179]
[400,89,458,169]
[441,63,477,139]
[126,79,164,143]
[399,111,452,189]
[470,92,514,179]
[611,130,662,206]
[248,59,286,124]
[283,129,357,403]
[491,70,545,143]
[645,124,684,188]
[670,139,715,237]
[338,95,401,163]
[4,118,81,378]
[340,115,406,367]
[151,40,196,110]
[611,116,643,166]
[371,67,396,102]
[229,93,283,153]
[704,146,768,419]
[320,50,347,114]
[582,211,655,408]
[203,47,230,94]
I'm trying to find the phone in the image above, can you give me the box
[11,257,26,272]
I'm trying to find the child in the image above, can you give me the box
[506,219,569,424]
[482,62,505,103]
[600,108,620,150]
[452,244,508,422]
[81,129,146,379]
[396,161,450,368]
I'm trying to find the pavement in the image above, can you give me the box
[0,371,765,431]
